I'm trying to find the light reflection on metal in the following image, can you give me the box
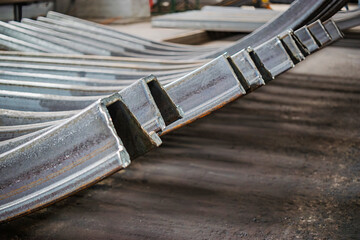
[204,0,346,58]
[0,1,350,59]
[323,19,344,42]
[308,20,332,46]
[278,30,306,64]
[162,54,246,134]
[0,94,161,222]
[0,13,351,222]
[230,49,265,92]
[253,37,294,77]
[294,26,320,53]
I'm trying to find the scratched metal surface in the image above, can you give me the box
[0,41,359,239]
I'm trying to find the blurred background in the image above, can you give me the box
[0,0,345,22]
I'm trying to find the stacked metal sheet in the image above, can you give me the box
[0,11,214,59]
[0,0,352,59]
[151,7,283,32]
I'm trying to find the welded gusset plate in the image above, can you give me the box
[0,94,161,222]
[323,19,344,43]
[253,37,294,78]
[0,78,162,124]
[278,30,305,64]
[119,75,183,133]
[0,76,180,151]
[244,47,273,83]
[307,20,332,46]
[144,75,183,126]
[0,75,182,141]
[162,54,245,134]
[119,78,165,133]
[294,26,320,54]
[230,49,265,92]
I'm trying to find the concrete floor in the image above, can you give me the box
[0,21,359,240]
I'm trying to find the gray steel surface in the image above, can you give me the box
[0,1,354,222]
[0,0,350,60]
[308,20,332,46]
[294,26,320,53]
[0,95,161,222]
[278,30,306,64]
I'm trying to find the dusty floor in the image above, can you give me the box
[0,41,359,239]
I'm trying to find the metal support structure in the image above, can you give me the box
[0,1,355,222]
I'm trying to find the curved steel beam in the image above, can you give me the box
[334,9,360,31]
[0,18,347,223]
[203,0,345,58]
[0,1,348,60]
[0,95,162,222]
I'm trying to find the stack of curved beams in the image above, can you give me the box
[0,0,350,59]
[0,0,356,222]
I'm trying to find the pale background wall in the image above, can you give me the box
[0,0,150,21]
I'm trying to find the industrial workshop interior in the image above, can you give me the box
[0,0,359,239]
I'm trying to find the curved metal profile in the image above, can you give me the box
[0,108,77,125]
[0,21,82,54]
[317,0,350,22]
[0,55,202,71]
[0,1,349,60]
[44,11,212,53]
[0,62,192,80]
[333,9,360,31]
[203,0,346,58]
[0,17,348,222]
[0,126,52,154]
[0,119,65,141]
[0,19,345,134]
[0,74,182,147]
[0,94,162,222]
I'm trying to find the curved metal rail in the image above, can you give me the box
[0,0,349,60]
[0,17,346,222]
[201,0,348,58]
